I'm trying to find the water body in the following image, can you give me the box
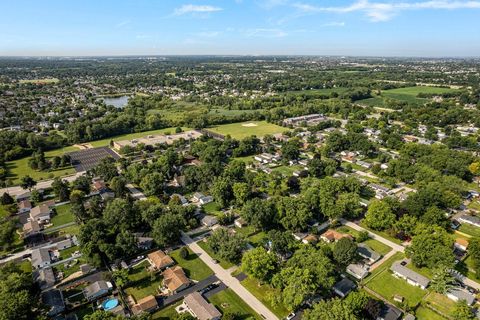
[103,95,130,108]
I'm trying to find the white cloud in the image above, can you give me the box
[174,4,223,15]
[322,21,346,27]
[115,20,131,28]
[194,31,221,37]
[293,0,480,22]
[243,28,288,38]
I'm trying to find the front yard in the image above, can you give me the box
[170,247,213,281]
[198,240,235,269]
[241,276,289,318]
[209,288,261,320]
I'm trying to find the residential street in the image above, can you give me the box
[180,232,279,320]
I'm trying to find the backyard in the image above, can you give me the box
[124,260,162,301]
[50,203,75,226]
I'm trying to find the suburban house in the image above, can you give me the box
[147,250,175,271]
[34,267,56,290]
[369,184,391,199]
[302,234,319,245]
[446,288,475,305]
[391,261,430,289]
[18,200,32,213]
[31,248,53,269]
[320,229,353,243]
[192,192,214,205]
[29,204,52,224]
[131,295,159,314]
[83,280,113,301]
[55,237,77,250]
[23,220,42,237]
[377,304,403,320]
[333,278,356,298]
[234,217,247,228]
[41,289,65,317]
[92,180,107,193]
[182,292,222,320]
[162,266,191,293]
[171,194,188,206]
[16,191,31,202]
[458,214,480,228]
[136,235,154,250]
[201,215,218,227]
[357,244,381,265]
[346,263,369,280]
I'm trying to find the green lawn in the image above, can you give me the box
[285,87,350,97]
[358,86,457,108]
[209,288,261,320]
[271,165,303,176]
[335,226,392,255]
[415,306,448,320]
[54,256,85,278]
[152,302,182,319]
[170,247,214,281]
[459,223,480,237]
[125,261,161,300]
[423,292,456,318]
[59,245,79,260]
[198,240,235,269]
[241,276,289,318]
[6,146,78,184]
[208,121,288,140]
[44,222,80,236]
[202,202,224,216]
[365,268,427,309]
[367,252,405,279]
[50,203,74,226]
[406,262,434,279]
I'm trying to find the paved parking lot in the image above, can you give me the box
[67,147,120,172]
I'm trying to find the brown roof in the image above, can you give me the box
[321,229,353,242]
[184,292,221,320]
[23,220,41,234]
[456,238,469,248]
[148,250,174,269]
[93,180,106,191]
[134,295,158,312]
[30,204,51,219]
[303,234,318,243]
[19,200,32,210]
[163,266,190,292]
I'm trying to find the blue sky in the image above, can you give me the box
[1,0,480,57]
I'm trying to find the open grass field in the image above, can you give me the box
[285,87,350,96]
[208,108,258,117]
[271,165,303,176]
[415,306,447,320]
[358,86,457,108]
[125,260,161,300]
[365,267,427,309]
[208,121,288,140]
[6,146,79,184]
[423,292,456,318]
[209,288,261,320]
[169,247,213,281]
[50,203,74,226]
[241,276,289,318]
[198,240,235,269]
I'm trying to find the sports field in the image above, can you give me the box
[19,78,59,84]
[208,121,288,140]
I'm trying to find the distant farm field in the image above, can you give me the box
[359,86,457,107]
[208,121,288,140]
[19,78,59,84]
[285,87,350,96]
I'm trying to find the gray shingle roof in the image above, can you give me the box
[391,261,430,288]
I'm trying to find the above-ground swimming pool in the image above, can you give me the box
[102,298,119,310]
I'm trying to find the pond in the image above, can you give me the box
[102,95,130,108]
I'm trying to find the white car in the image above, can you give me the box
[286,312,295,320]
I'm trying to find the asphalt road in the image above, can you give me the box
[181,232,279,320]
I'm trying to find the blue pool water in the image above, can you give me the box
[102,298,119,310]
